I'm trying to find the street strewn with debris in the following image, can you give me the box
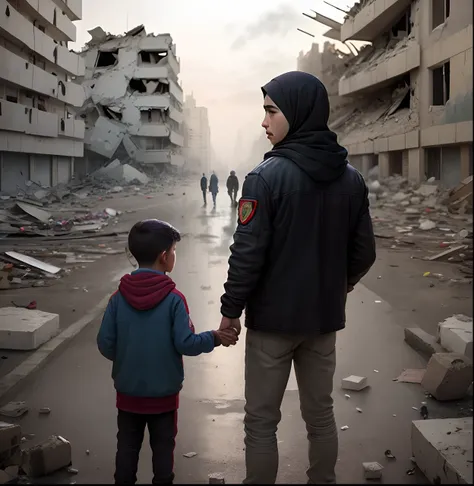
[0,182,471,484]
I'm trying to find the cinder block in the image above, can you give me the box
[0,422,22,468]
[404,327,445,357]
[438,315,473,360]
[342,375,368,391]
[0,308,59,350]
[209,473,225,484]
[421,353,472,401]
[22,435,72,478]
[412,418,472,485]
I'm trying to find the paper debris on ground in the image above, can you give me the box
[0,402,28,418]
[395,368,426,383]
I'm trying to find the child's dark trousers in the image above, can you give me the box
[115,409,177,484]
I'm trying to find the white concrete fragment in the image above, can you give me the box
[420,219,437,230]
[412,418,472,485]
[183,452,197,458]
[0,308,59,350]
[209,472,225,484]
[23,435,72,478]
[341,426,349,431]
[0,422,22,468]
[437,315,473,361]
[341,375,368,391]
[362,462,383,479]
[415,184,438,197]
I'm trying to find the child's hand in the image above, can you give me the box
[216,329,239,347]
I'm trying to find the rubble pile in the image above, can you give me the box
[367,168,473,278]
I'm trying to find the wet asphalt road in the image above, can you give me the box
[2,185,448,484]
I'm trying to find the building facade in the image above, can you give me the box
[336,0,472,188]
[0,0,85,194]
[77,25,184,173]
[183,93,210,174]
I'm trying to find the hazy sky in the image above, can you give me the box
[71,0,352,163]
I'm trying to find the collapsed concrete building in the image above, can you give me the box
[0,0,85,194]
[305,0,473,189]
[182,94,211,175]
[74,24,184,177]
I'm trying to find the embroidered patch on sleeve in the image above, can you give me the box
[238,199,258,225]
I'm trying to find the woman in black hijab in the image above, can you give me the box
[219,71,375,485]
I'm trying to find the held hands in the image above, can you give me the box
[216,316,242,347]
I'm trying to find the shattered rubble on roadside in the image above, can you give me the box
[367,168,473,283]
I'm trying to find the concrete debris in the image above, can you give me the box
[0,422,22,469]
[22,435,72,478]
[341,426,349,431]
[395,369,426,384]
[38,408,51,415]
[421,353,473,401]
[412,418,472,485]
[437,315,473,360]
[0,308,60,350]
[92,160,149,185]
[341,375,368,391]
[362,462,383,479]
[419,219,437,231]
[183,452,197,458]
[0,403,28,419]
[404,327,445,357]
[209,473,226,484]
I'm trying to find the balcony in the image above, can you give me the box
[339,39,420,96]
[0,46,85,106]
[132,95,170,109]
[341,0,412,42]
[169,106,183,124]
[0,99,58,137]
[58,116,84,139]
[50,0,82,21]
[170,131,184,147]
[130,124,170,137]
[14,0,76,42]
[0,0,85,76]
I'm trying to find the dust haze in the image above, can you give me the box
[72,0,347,176]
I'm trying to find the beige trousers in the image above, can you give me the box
[243,329,338,484]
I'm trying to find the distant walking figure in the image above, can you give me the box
[200,173,207,206]
[226,170,239,206]
[209,172,219,207]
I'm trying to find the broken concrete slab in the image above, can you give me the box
[14,202,51,223]
[209,473,225,484]
[415,184,439,197]
[0,308,60,350]
[437,315,473,361]
[0,422,22,469]
[22,435,72,478]
[341,375,368,391]
[105,164,149,185]
[404,327,445,357]
[5,251,62,275]
[0,402,28,418]
[421,353,472,401]
[412,417,472,485]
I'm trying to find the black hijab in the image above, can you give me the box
[262,71,348,183]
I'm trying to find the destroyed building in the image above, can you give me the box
[182,94,211,175]
[297,41,354,120]
[75,24,184,176]
[0,0,85,195]
[305,0,473,189]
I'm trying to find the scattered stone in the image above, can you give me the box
[85,450,90,455]
[39,408,51,415]
[22,435,72,478]
[344,394,351,399]
[209,472,225,484]
[419,219,437,231]
[404,327,445,357]
[421,353,473,401]
[342,375,368,391]
[362,462,383,479]
[183,452,197,458]
[356,407,363,413]
[0,402,28,418]
[67,467,79,474]
[340,426,349,431]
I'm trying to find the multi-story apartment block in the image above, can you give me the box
[77,25,184,171]
[335,0,472,188]
[183,94,211,174]
[0,0,85,194]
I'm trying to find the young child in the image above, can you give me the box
[97,219,237,485]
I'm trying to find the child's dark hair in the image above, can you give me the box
[128,219,181,266]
